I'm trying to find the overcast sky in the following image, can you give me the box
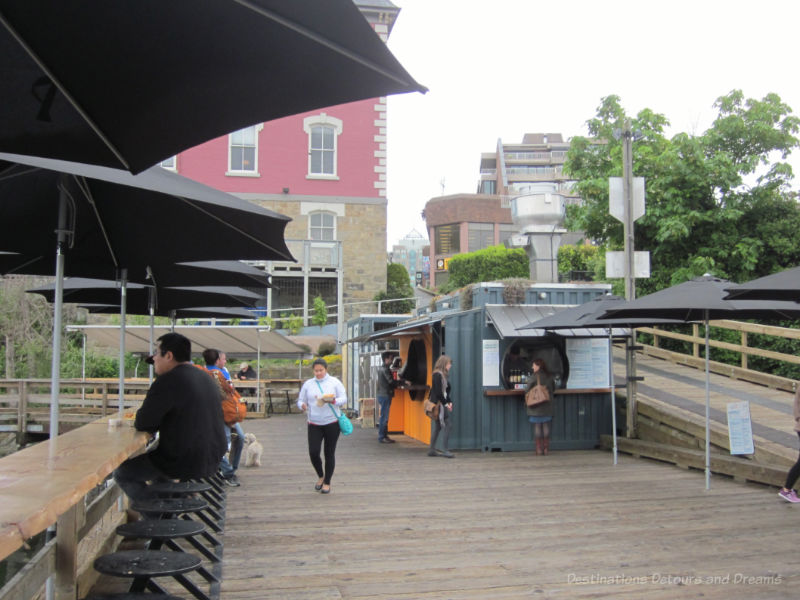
[383,0,800,250]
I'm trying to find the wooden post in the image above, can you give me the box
[54,504,79,600]
[741,331,748,370]
[101,383,109,416]
[17,380,28,447]
[692,324,699,358]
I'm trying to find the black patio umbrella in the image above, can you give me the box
[723,265,800,301]
[27,279,263,310]
[0,152,291,437]
[29,277,264,386]
[1,0,427,173]
[598,274,800,488]
[0,257,271,290]
[519,295,686,464]
[81,304,257,321]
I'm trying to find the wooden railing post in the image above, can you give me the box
[692,324,699,358]
[101,384,108,416]
[17,380,28,447]
[741,331,748,370]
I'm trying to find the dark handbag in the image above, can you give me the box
[424,398,440,420]
[525,374,551,407]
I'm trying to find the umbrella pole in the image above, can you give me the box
[49,187,69,442]
[148,289,156,384]
[608,329,618,465]
[705,312,711,490]
[257,329,262,413]
[118,270,127,418]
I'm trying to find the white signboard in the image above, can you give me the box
[482,340,500,387]
[609,176,646,222]
[565,338,610,389]
[606,251,651,278]
[727,401,755,455]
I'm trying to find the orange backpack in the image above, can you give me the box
[196,365,247,425]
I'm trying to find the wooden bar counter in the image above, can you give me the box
[0,416,148,562]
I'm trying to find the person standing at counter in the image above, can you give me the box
[297,358,348,494]
[376,352,409,444]
[526,358,556,456]
[428,355,455,458]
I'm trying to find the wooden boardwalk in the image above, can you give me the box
[219,411,798,599]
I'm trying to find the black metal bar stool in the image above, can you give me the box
[265,389,275,415]
[131,497,222,536]
[149,481,225,516]
[281,389,294,413]
[94,549,209,600]
[117,519,220,565]
[87,593,184,600]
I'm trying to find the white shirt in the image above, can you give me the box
[296,373,347,425]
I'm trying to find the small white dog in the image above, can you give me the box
[243,432,263,467]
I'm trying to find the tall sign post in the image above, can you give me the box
[608,120,647,438]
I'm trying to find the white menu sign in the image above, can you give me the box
[565,338,610,389]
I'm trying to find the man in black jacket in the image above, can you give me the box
[114,332,228,501]
[377,351,406,444]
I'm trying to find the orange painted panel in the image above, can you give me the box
[398,332,434,444]
[387,390,405,432]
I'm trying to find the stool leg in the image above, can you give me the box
[173,572,212,600]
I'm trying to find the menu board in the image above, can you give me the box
[482,339,500,386]
[727,401,754,455]
[565,338,610,389]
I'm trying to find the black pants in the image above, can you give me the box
[307,421,341,485]
[785,432,800,489]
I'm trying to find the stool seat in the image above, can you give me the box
[117,519,205,540]
[148,481,212,495]
[86,594,184,600]
[131,497,208,515]
[94,550,200,578]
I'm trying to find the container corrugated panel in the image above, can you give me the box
[441,308,484,450]
[483,392,612,452]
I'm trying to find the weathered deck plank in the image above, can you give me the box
[219,414,798,599]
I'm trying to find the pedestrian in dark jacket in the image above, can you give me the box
[525,358,556,456]
[428,354,455,458]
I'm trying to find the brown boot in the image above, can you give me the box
[535,438,543,455]
[542,438,550,455]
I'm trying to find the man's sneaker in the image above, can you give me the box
[224,475,241,487]
[778,488,800,503]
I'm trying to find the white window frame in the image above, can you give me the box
[227,124,263,177]
[308,210,337,241]
[303,114,342,180]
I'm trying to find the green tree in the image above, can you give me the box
[565,91,800,295]
[285,313,304,335]
[374,262,415,314]
[311,296,327,329]
[557,243,601,281]
[441,245,528,293]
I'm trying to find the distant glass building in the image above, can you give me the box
[391,228,429,287]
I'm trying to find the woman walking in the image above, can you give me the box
[526,358,556,455]
[778,387,800,503]
[297,358,347,494]
[428,355,455,458]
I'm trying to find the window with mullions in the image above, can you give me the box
[434,224,460,255]
[229,125,258,174]
[468,223,494,252]
[309,211,336,241]
[310,125,335,175]
[303,114,342,179]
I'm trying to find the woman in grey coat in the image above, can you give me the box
[525,358,556,455]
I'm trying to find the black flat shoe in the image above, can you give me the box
[314,482,323,491]
[320,486,331,494]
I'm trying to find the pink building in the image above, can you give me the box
[162,1,404,336]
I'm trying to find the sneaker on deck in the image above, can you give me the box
[224,474,241,487]
[778,488,799,503]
